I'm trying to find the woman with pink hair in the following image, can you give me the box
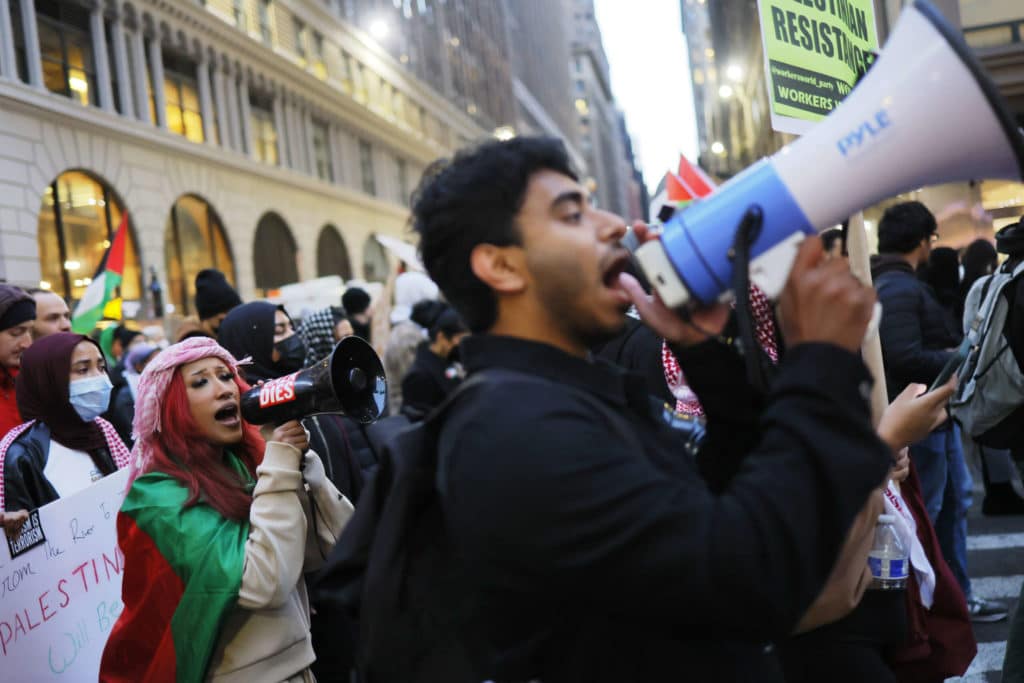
[100,337,352,682]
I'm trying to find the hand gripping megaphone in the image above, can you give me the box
[240,336,387,425]
[631,0,1024,309]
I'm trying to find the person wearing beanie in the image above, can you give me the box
[0,285,35,440]
[194,269,243,337]
[342,287,372,340]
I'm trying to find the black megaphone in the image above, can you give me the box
[240,336,387,425]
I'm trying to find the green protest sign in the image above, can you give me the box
[757,0,880,135]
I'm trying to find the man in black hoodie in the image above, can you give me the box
[409,136,890,682]
[871,200,1005,622]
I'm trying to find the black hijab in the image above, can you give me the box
[218,302,293,384]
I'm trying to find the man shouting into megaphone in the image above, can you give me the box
[390,136,912,682]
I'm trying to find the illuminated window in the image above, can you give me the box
[258,0,274,44]
[37,171,142,306]
[162,54,205,143]
[164,195,235,315]
[574,97,589,116]
[36,1,96,106]
[250,93,279,165]
[310,31,327,79]
[292,17,307,66]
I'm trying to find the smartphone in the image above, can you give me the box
[928,337,970,393]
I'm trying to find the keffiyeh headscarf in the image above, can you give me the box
[299,308,337,367]
[663,285,780,416]
[130,337,243,473]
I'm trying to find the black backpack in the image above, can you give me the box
[311,373,499,683]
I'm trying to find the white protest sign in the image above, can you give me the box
[0,469,129,682]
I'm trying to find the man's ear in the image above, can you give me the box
[470,244,527,295]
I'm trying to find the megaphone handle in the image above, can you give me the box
[728,205,773,396]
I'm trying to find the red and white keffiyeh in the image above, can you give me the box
[663,285,779,416]
[0,417,130,510]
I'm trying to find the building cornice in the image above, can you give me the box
[0,80,410,221]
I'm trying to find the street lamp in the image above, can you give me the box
[726,65,743,83]
[494,126,515,141]
[718,84,733,99]
[711,141,726,155]
[369,19,389,40]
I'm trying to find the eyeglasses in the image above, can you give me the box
[929,234,939,243]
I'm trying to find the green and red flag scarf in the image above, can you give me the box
[71,212,127,334]
[99,456,253,682]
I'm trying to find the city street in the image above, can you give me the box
[951,494,1024,681]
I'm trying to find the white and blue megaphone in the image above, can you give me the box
[632,0,1024,309]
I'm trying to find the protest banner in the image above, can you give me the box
[0,469,129,682]
[757,0,880,134]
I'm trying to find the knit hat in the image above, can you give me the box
[130,337,243,472]
[0,285,34,331]
[342,287,372,316]
[194,269,242,320]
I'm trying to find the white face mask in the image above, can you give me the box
[68,374,113,422]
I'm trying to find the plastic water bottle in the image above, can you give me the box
[868,514,908,590]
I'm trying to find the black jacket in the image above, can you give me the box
[437,335,890,682]
[106,383,136,447]
[401,342,462,421]
[872,255,960,399]
[593,316,674,406]
[3,422,117,511]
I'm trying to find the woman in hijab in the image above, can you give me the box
[218,302,366,501]
[100,337,352,682]
[0,332,131,518]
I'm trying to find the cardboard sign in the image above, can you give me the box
[258,372,298,408]
[757,0,880,134]
[0,469,129,681]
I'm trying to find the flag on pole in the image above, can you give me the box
[71,213,127,334]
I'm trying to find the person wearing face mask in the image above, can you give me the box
[217,302,365,502]
[0,333,131,535]
[400,304,469,421]
[99,337,353,682]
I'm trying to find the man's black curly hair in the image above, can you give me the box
[411,137,577,333]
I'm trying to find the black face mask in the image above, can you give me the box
[274,334,307,374]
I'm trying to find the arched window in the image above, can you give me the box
[37,170,142,306]
[317,225,352,280]
[164,195,235,315]
[362,234,390,283]
[253,212,299,295]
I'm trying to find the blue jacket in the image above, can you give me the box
[872,255,960,400]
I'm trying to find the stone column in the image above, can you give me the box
[303,107,316,176]
[225,68,243,151]
[146,32,167,128]
[19,0,44,89]
[129,26,149,122]
[212,61,233,150]
[329,123,345,185]
[272,89,287,165]
[0,0,17,80]
[89,3,114,111]
[196,50,216,144]
[110,12,134,117]
[238,72,254,158]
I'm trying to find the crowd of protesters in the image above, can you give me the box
[2,136,1024,681]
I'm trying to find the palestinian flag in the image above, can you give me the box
[99,464,250,682]
[71,212,127,334]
